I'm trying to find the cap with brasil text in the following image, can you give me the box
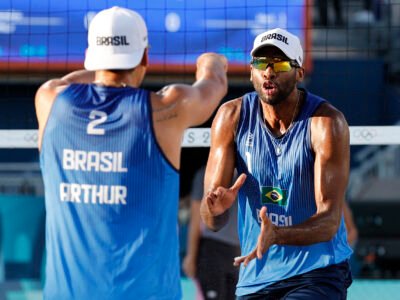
[84,6,148,71]
[250,28,303,67]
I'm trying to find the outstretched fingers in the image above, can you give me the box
[243,250,257,266]
[233,255,246,267]
[233,206,274,267]
[233,250,257,267]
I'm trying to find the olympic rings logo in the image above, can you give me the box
[353,128,377,141]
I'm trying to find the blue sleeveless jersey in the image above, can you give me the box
[40,84,181,300]
[235,90,352,296]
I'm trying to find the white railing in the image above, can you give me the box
[0,127,399,198]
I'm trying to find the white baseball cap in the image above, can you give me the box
[84,6,148,71]
[250,28,303,66]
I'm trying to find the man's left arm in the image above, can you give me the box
[277,104,350,241]
[277,103,350,243]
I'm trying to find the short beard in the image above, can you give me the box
[253,74,297,106]
[261,89,286,106]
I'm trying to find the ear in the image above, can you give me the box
[296,67,305,83]
[140,48,149,67]
[250,65,253,82]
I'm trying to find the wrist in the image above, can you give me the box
[271,224,280,245]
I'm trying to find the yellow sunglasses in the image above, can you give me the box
[251,58,299,72]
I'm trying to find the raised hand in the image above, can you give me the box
[204,173,247,217]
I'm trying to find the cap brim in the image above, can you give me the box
[84,48,145,71]
[251,43,295,61]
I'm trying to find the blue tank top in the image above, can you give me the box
[40,84,181,300]
[235,89,352,296]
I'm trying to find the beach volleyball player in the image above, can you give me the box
[201,28,353,299]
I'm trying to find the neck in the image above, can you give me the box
[94,69,143,88]
[262,90,302,137]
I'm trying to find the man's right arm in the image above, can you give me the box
[151,53,229,169]
[156,53,228,129]
[200,99,246,231]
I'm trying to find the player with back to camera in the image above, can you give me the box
[35,6,228,300]
[200,28,353,299]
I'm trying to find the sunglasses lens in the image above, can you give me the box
[251,59,293,72]
[253,60,268,70]
[273,61,292,72]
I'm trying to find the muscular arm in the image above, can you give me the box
[152,53,228,169]
[274,103,350,245]
[154,53,228,127]
[200,99,243,231]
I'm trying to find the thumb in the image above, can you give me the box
[230,173,247,193]
[259,206,268,223]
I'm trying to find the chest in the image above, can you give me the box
[236,118,314,184]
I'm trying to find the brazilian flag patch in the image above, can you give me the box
[261,186,287,206]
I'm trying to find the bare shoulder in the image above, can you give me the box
[35,78,70,150]
[210,97,243,146]
[150,86,184,126]
[150,85,197,169]
[311,101,349,151]
[217,97,242,115]
[36,78,69,105]
[151,84,196,120]
[152,84,185,108]
[311,102,348,131]
[213,97,243,130]
[36,70,94,104]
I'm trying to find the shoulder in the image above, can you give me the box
[211,97,243,139]
[38,78,70,93]
[35,78,70,105]
[151,84,184,107]
[154,83,196,102]
[311,101,349,151]
[151,84,199,118]
[312,102,348,130]
[35,78,71,150]
[214,97,243,125]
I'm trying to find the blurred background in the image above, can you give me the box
[0,0,399,299]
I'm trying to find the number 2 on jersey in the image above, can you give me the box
[87,110,107,135]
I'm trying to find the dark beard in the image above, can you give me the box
[258,87,290,106]
[253,74,297,106]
